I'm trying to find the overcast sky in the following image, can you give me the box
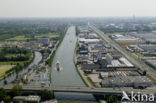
[0,0,156,17]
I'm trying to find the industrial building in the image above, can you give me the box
[78,38,100,44]
[101,76,153,88]
[145,59,156,69]
[130,33,156,43]
[139,44,156,52]
[106,54,134,68]
[112,34,140,44]
[99,72,109,79]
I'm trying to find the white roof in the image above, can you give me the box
[100,72,108,75]
[119,57,133,67]
[111,60,121,67]
[79,38,100,43]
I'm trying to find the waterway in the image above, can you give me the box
[51,26,85,87]
[0,51,42,85]
[51,26,96,101]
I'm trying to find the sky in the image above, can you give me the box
[0,0,156,17]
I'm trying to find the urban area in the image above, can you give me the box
[0,17,156,103]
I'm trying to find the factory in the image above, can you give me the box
[145,59,156,69]
[130,33,156,43]
[106,54,134,68]
[101,76,153,88]
[112,34,140,44]
[126,45,144,52]
[139,44,156,52]
[78,38,100,44]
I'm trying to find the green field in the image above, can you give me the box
[35,33,59,38]
[0,65,14,77]
[7,33,59,41]
[7,35,29,41]
[0,61,28,65]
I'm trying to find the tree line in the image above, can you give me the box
[0,47,31,62]
[0,84,54,103]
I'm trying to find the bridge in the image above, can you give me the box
[1,84,156,95]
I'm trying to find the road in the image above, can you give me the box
[1,84,156,95]
[88,23,156,82]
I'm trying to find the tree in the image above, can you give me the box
[106,95,118,103]
[22,77,28,84]
[4,80,7,85]
[10,84,23,97]
[143,70,147,76]
[0,88,11,103]
[0,88,7,101]
[3,95,11,103]
[40,89,54,101]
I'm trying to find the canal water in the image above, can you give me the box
[51,26,96,101]
[51,26,85,87]
[0,51,42,85]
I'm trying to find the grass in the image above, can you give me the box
[0,65,14,79]
[7,35,29,41]
[7,33,59,41]
[47,50,56,67]
[35,33,59,38]
[0,61,25,65]
[87,77,95,87]
[0,56,33,65]
[5,54,25,57]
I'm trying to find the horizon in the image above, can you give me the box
[1,16,156,19]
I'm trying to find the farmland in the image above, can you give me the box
[7,33,59,41]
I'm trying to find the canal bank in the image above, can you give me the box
[74,43,90,87]
[46,27,68,83]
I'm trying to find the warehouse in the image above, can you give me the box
[119,57,134,67]
[139,44,156,52]
[78,38,100,44]
[101,76,153,88]
[113,34,140,44]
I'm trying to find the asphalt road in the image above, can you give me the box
[88,24,156,82]
[1,84,156,94]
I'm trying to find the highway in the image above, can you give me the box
[88,23,156,82]
[1,84,156,95]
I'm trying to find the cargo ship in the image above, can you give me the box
[56,60,60,71]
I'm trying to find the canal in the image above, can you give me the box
[51,26,85,87]
[51,26,96,101]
